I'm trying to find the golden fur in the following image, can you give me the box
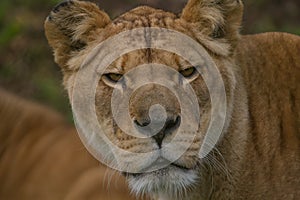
[44,0,300,199]
[0,88,133,200]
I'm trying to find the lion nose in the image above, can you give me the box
[134,118,151,127]
[134,115,181,148]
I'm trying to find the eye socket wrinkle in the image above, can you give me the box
[102,65,199,86]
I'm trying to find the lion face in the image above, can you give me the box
[94,49,210,195]
[45,0,243,198]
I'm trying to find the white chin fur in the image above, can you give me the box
[127,166,198,199]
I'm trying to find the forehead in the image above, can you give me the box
[106,49,191,73]
[101,5,189,39]
[113,6,178,27]
[102,6,195,73]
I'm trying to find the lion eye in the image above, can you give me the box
[104,73,123,83]
[180,67,196,78]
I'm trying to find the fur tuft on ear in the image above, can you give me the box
[44,0,111,72]
[181,0,243,49]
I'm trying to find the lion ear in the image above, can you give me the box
[181,0,243,47]
[44,0,111,71]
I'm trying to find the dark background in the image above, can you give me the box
[0,0,299,119]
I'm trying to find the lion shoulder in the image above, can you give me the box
[235,32,300,152]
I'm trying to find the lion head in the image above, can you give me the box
[45,0,244,198]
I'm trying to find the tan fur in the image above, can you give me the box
[0,88,133,200]
[44,0,300,199]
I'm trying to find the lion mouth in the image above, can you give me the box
[123,163,191,178]
[171,163,190,170]
[121,156,193,177]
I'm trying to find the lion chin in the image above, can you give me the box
[126,165,198,199]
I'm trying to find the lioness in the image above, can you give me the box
[45,0,300,199]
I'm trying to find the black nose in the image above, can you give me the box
[134,116,181,148]
[134,118,151,127]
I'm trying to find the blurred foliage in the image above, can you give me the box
[0,0,299,120]
[243,0,300,35]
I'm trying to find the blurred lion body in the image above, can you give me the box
[0,88,133,200]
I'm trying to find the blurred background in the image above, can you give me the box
[0,0,299,119]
